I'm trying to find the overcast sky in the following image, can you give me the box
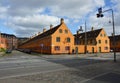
[0,0,120,37]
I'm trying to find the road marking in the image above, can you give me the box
[80,72,111,83]
[0,62,65,71]
[0,66,69,80]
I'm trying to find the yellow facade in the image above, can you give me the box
[19,18,110,54]
[51,21,74,54]
[75,28,110,53]
[19,18,75,54]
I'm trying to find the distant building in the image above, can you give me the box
[18,18,74,54]
[74,28,110,53]
[0,33,18,50]
[17,37,29,46]
[109,35,120,52]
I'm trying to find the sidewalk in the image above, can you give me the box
[39,53,120,60]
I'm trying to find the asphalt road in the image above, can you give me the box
[0,51,111,79]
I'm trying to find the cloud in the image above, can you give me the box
[50,0,105,18]
[88,0,120,36]
[1,0,120,37]
[6,14,60,37]
[0,5,8,19]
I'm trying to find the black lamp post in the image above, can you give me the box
[78,21,87,54]
[96,7,116,62]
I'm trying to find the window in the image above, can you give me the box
[104,47,108,50]
[65,46,70,51]
[59,29,62,33]
[98,40,101,44]
[54,46,60,51]
[100,34,102,37]
[56,37,60,42]
[65,30,68,33]
[104,34,106,37]
[66,37,70,42]
[1,40,3,44]
[105,40,108,44]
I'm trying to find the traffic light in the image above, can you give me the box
[98,7,102,14]
[96,7,104,18]
[96,14,100,18]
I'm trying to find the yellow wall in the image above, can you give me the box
[75,29,110,54]
[96,29,110,53]
[51,23,74,54]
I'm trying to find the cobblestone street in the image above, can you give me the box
[0,51,120,83]
[1,60,120,83]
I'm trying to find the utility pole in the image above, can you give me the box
[96,7,116,62]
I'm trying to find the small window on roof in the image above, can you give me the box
[59,29,62,33]
[65,30,68,33]
[100,34,102,37]
[104,34,106,37]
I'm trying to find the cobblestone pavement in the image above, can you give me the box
[0,51,120,83]
[0,60,120,83]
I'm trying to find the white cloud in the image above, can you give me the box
[50,0,105,18]
[0,5,8,19]
[6,14,60,37]
[88,0,120,36]
[1,0,120,37]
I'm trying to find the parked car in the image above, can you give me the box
[6,49,12,53]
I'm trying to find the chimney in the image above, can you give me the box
[38,32,41,35]
[60,18,64,24]
[50,24,53,29]
[111,33,114,36]
[43,28,46,32]
[77,31,80,35]
[91,27,94,31]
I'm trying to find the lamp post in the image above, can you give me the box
[96,7,116,62]
[84,21,87,54]
[76,26,83,54]
[80,21,87,54]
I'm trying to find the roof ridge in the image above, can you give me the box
[21,24,61,45]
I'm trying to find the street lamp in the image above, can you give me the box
[80,21,87,54]
[75,26,83,54]
[96,7,116,62]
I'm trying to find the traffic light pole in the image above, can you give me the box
[85,21,87,54]
[97,8,116,62]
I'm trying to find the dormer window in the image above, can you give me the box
[59,29,62,33]
[65,30,68,33]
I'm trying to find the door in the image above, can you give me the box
[92,47,94,53]
[75,47,78,54]
[99,47,101,53]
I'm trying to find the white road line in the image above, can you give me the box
[0,67,69,80]
[80,72,111,83]
[0,62,64,71]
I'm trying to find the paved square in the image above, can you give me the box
[85,73,120,83]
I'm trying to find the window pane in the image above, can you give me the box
[105,40,107,44]
[98,40,101,44]
[59,29,62,33]
[65,30,68,33]
[54,46,60,51]
[65,46,70,50]
[56,37,60,42]
[67,37,70,42]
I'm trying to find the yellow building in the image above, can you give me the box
[74,28,110,53]
[18,18,75,54]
